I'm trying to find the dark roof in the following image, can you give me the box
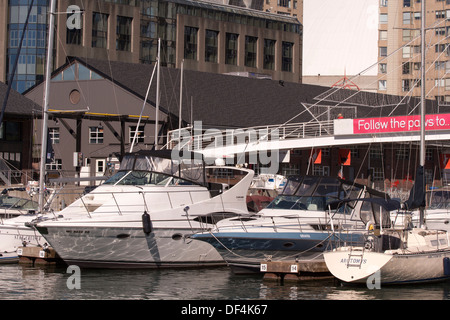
[53,57,449,128]
[0,81,42,117]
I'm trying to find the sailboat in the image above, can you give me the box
[323,0,450,285]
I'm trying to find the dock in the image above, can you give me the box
[17,246,65,266]
[260,260,332,282]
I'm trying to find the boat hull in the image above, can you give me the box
[324,249,450,285]
[0,251,19,264]
[37,225,225,268]
[194,231,364,274]
[0,224,44,252]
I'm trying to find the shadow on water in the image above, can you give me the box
[1,263,450,300]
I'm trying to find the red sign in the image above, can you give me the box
[353,114,450,134]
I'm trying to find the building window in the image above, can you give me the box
[402,79,410,92]
[403,12,412,24]
[380,30,388,41]
[89,126,104,144]
[380,46,387,57]
[403,0,411,7]
[245,36,258,68]
[396,149,409,160]
[402,46,411,58]
[92,12,108,48]
[313,165,330,176]
[184,26,198,60]
[436,10,446,19]
[369,146,383,159]
[380,13,388,24]
[379,63,387,74]
[370,167,384,181]
[402,62,411,74]
[264,39,276,70]
[0,122,21,141]
[278,0,291,8]
[96,159,105,174]
[46,159,62,171]
[49,127,59,144]
[282,41,293,72]
[205,30,219,63]
[116,16,132,51]
[225,33,238,65]
[379,80,387,90]
[66,11,82,45]
[129,126,144,143]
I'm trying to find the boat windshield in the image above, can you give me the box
[427,190,450,209]
[266,176,369,214]
[103,171,197,186]
[104,150,206,186]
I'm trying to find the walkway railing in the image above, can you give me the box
[166,120,335,151]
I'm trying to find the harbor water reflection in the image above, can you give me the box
[1,264,450,301]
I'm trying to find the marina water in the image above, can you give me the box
[2,264,450,300]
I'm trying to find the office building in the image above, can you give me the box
[378,0,450,103]
[0,0,303,94]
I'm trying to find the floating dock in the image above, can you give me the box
[260,260,332,282]
[17,246,65,266]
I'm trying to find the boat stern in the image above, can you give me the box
[323,248,393,283]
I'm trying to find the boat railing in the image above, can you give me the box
[211,211,364,235]
[60,188,218,218]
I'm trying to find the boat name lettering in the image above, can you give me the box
[66,230,90,234]
[340,258,367,265]
[299,234,310,238]
[14,235,42,241]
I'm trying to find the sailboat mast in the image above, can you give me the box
[154,38,161,150]
[38,0,56,214]
[420,0,426,167]
[419,0,426,227]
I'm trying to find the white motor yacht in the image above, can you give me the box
[36,150,254,268]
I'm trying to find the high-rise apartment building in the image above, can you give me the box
[0,0,303,93]
[378,0,450,103]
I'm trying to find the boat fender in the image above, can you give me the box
[444,258,450,276]
[142,211,152,235]
[366,221,375,231]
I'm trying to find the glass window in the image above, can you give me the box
[117,16,132,51]
[205,29,218,63]
[89,126,104,144]
[184,26,198,60]
[225,33,238,65]
[282,41,293,72]
[49,127,60,144]
[63,64,76,81]
[92,12,108,48]
[129,126,144,143]
[245,36,258,68]
[78,64,90,80]
[66,9,82,45]
[380,13,388,24]
[264,39,276,70]
[46,159,62,171]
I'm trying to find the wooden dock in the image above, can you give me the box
[17,246,65,266]
[260,260,332,282]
